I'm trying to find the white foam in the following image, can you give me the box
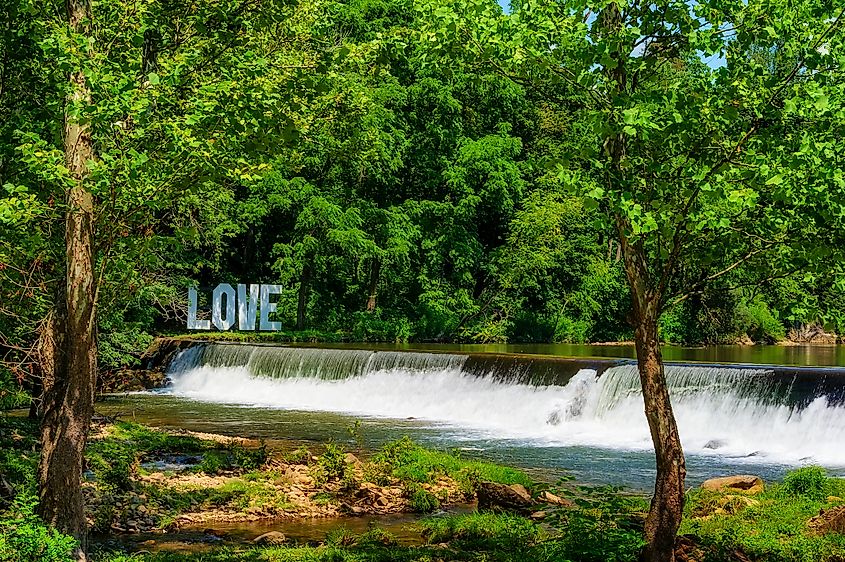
[165,352,845,466]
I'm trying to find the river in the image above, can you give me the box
[98,341,845,491]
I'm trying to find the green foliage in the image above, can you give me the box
[0,369,30,411]
[739,299,788,343]
[783,466,832,502]
[319,444,349,482]
[543,484,647,562]
[405,483,441,513]
[0,491,77,562]
[682,473,845,562]
[418,512,541,551]
[370,437,531,493]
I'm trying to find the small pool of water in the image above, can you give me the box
[93,508,468,554]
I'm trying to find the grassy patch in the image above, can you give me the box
[165,330,349,344]
[681,467,845,562]
[369,437,532,493]
[87,422,268,490]
[418,512,541,550]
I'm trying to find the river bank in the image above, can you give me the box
[4,414,845,561]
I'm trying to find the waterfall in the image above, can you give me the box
[165,343,845,466]
[168,344,467,380]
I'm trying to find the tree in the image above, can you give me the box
[36,0,97,555]
[418,0,845,559]
[1,0,340,555]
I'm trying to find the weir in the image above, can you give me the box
[163,341,845,466]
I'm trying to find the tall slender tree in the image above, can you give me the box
[36,0,97,557]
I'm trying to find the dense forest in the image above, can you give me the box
[3,0,843,383]
[1,0,844,560]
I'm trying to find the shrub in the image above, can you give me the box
[319,443,348,481]
[0,491,77,562]
[406,483,440,513]
[783,466,830,501]
[284,446,313,465]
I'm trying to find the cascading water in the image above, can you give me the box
[165,343,845,467]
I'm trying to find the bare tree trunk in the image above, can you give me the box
[296,261,311,331]
[37,0,98,558]
[366,258,380,312]
[619,239,685,562]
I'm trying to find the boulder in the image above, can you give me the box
[477,482,534,513]
[700,475,764,495]
[540,490,575,508]
[253,531,287,545]
[809,506,845,535]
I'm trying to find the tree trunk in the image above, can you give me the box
[37,0,98,558]
[598,3,685,558]
[31,310,62,419]
[296,261,311,330]
[619,240,686,562]
[366,258,380,312]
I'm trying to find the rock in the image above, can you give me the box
[717,495,759,515]
[700,475,764,495]
[735,333,754,346]
[788,323,838,344]
[809,506,845,535]
[703,439,726,450]
[344,453,361,466]
[253,531,287,545]
[477,482,534,513]
[540,490,574,508]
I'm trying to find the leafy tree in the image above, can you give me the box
[418,0,845,559]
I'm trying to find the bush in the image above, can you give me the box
[0,369,29,411]
[319,443,348,481]
[783,466,830,501]
[0,491,77,562]
[405,483,440,513]
[739,298,786,343]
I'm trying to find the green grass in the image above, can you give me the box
[164,330,350,344]
[681,468,845,562]
[417,512,542,549]
[369,437,532,493]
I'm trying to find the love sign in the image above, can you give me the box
[187,284,282,331]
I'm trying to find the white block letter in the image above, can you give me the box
[212,283,236,331]
[187,287,211,330]
[260,284,282,331]
[238,284,260,330]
